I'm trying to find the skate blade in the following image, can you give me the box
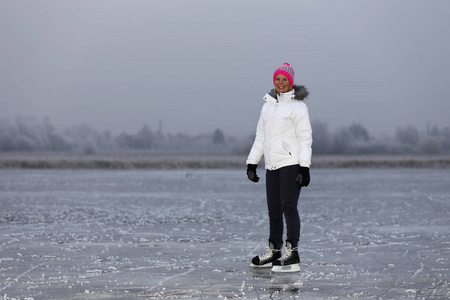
[271,264,301,273]
[250,262,273,268]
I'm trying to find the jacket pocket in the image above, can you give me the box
[282,140,292,155]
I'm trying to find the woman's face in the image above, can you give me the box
[274,74,291,94]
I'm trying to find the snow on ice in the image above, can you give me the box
[0,168,449,299]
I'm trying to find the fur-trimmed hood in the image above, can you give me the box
[268,84,309,100]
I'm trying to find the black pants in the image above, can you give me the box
[266,165,301,248]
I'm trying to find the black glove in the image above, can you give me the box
[246,164,260,182]
[296,166,310,187]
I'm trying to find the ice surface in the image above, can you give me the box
[0,168,449,299]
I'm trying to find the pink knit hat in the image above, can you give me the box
[273,63,294,87]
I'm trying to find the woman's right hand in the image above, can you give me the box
[246,164,259,182]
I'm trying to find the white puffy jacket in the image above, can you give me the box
[246,85,312,170]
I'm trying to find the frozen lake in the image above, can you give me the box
[1,168,449,299]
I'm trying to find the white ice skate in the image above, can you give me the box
[271,241,300,273]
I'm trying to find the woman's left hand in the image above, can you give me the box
[297,166,310,187]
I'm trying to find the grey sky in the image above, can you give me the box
[1,0,449,137]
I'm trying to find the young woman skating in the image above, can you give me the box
[246,62,312,272]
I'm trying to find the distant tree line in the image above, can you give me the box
[0,117,240,154]
[0,116,449,155]
[311,121,450,155]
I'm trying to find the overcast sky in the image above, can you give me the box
[1,0,449,137]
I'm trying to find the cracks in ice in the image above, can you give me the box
[0,263,43,293]
[147,266,196,292]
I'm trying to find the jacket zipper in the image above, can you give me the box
[269,99,279,170]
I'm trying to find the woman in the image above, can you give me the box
[246,62,312,273]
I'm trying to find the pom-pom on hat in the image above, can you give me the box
[273,63,294,87]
